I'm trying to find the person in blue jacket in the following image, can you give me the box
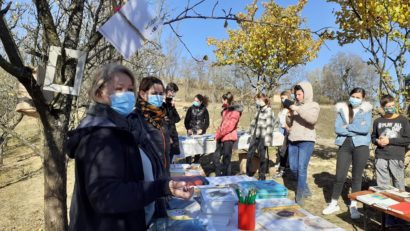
[322,87,372,219]
[65,64,193,231]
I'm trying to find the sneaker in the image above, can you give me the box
[322,203,340,215]
[349,206,360,219]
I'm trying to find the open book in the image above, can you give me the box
[357,193,399,209]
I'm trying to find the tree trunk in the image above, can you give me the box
[38,108,69,231]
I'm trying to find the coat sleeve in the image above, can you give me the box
[335,112,349,136]
[389,119,410,146]
[170,107,181,124]
[203,109,210,131]
[184,107,192,130]
[294,103,320,125]
[264,109,273,145]
[84,133,171,214]
[347,111,372,135]
[216,111,241,140]
[371,119,379,145]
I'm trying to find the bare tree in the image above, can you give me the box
[0,69,22,166]
[322,52,379,102]
[0,1,114,230]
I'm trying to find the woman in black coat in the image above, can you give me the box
[184,94,210,163]
[65,64,193,231]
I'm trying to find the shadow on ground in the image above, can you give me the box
[313,143,339,160]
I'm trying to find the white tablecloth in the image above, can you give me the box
[174,133,251,159]
[175,131,284,159]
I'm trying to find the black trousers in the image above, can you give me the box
[246,138,267,179]
[213,140,234,176]
[331,137,369,200]
[278,135,289,170]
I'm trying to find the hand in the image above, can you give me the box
[187,129,193,135]
[376,139,384,147]
[289,105,298,111]
[379,136,389,146]
[169,180,194,199]
[197,129,203,134]
[170,138,174,144]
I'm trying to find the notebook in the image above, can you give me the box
[388,202,410,215]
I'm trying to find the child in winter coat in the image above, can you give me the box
[214,92,243,176]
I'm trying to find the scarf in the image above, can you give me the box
[137,96,165,130]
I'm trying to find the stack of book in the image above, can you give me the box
[200,187,238,226]
[237,180,288,199]
[369,185,398,192]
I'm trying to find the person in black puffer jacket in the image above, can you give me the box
[65,64,193,231]
[163,83,181,163]
[184,94,210,163]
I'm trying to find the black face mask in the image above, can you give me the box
[166,97,173,103]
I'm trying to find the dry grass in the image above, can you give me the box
[1,104,410,230]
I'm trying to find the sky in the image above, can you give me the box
[160,0,405,74]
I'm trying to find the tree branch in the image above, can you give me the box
[33,0,61,47]
[0,2,24,67]
[0,123,44,158]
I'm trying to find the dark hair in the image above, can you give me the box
[294,85,304,93]
[348,87,366,123]
[166,82,179,93]
[255,93,270,107]
[222,92,234,105]
[139,76,164,93]
[89,63,135,104]
[350,87,366,98]
[380,94,395,107]
[195,94,209,107]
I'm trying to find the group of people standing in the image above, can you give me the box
[65,63,410,230]
[322,89,410,219]
[66,63,247,230]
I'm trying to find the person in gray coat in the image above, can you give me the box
[247,93,273,180]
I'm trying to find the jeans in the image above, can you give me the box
[213,140,234,176]
[246,138,267,179]
[288,141,314,200]
[331,137,369,200]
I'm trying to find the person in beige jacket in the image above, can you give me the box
[286,82,320,206]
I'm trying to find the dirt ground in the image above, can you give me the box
[1,105,410,231]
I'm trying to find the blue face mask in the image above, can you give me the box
[384,107,396,114]
[349,97,362,107]
[110,91,136,116]
[193,101,201,107]
[148,95,163,108]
